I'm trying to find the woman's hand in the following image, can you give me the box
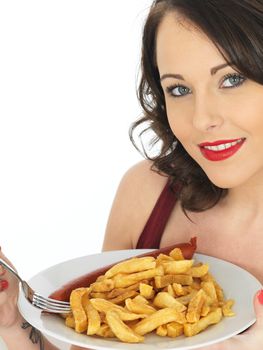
[0,248,62,350]
[0,247,20,329]
[199,290,263,350]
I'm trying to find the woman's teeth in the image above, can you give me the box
[203,139,243,151]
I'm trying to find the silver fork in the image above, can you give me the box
[0,258,71,313]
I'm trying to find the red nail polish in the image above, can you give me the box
[0,280,9,291]
[257,289,263,305]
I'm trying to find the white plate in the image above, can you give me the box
[18,250,262,349]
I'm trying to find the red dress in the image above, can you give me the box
[136,180,181,249]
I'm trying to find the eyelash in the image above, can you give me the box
[165,73,247,98]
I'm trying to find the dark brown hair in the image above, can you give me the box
[130,0,263,212]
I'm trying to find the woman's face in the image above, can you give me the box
[157,12,263,189]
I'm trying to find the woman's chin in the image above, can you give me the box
[206,174,244,189]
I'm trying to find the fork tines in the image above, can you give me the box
[32,293,71,313]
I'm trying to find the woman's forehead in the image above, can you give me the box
[156,13,224,74]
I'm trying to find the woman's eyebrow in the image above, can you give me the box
[160,63,230,81]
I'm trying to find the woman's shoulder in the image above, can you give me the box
[118,160,170,217]
[102,160,168,250]
[121,160,168,194]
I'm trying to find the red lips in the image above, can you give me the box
[198,138,245,161]
[199,139,242,147]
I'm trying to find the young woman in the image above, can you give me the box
[1,0,263,349]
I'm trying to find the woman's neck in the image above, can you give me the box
[220,176,263,218]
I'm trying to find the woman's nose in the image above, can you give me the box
[191,95,224,132]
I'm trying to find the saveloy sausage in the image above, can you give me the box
[49,237,197,302]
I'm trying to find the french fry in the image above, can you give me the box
[169,248,185,260]
[82,294,101,335]
[108,290,138,305]
[91,279,114,292]
[95,324,115,338]
[156,325,167,336]
[156,254,174,266]
[167,284,175,297]
[106,281,142,299]
[157,253,174,260]
[114,266,164,288]
[90,298,124,313]
[200,302,211,317]
[96,275,106,282]
[90,292,108,299]
[139,283,154,299]
[222,299,235,317]
[191,280,202,291]
[89,292,108,299]
[133,295,149,304]
[70,288,88,333]
[116,309,148,321]
[65,314,75,328]
[172,283,186,296]
[162,260,194,274]
[106,310,144,343]
[105,257,156,278]
[201,281,218,305]
[155,274,193,288]
[134,307,186,335]
[201,272,215,282]
[189,264,209,278]
[167,322,184,338]
[153,292,187,312]
[174,290,198,306]
[125,297,156,315]
[214,281,225,302]
[184,308,222,336]
[186,289,206,323]
[90,298,147,321]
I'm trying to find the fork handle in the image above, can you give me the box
[0,258,23,283]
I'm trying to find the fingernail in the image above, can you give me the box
[257,289,263,305]
[0,280,9,291]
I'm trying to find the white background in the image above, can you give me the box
[0,1,154,348]
[0,0,153,279]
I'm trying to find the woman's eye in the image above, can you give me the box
[221,73,246,88]
[165,73,246,98]
[166,84,191,97]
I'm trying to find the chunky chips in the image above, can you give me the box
[65,248,235,343]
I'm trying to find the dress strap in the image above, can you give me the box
[136,179,181,249]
